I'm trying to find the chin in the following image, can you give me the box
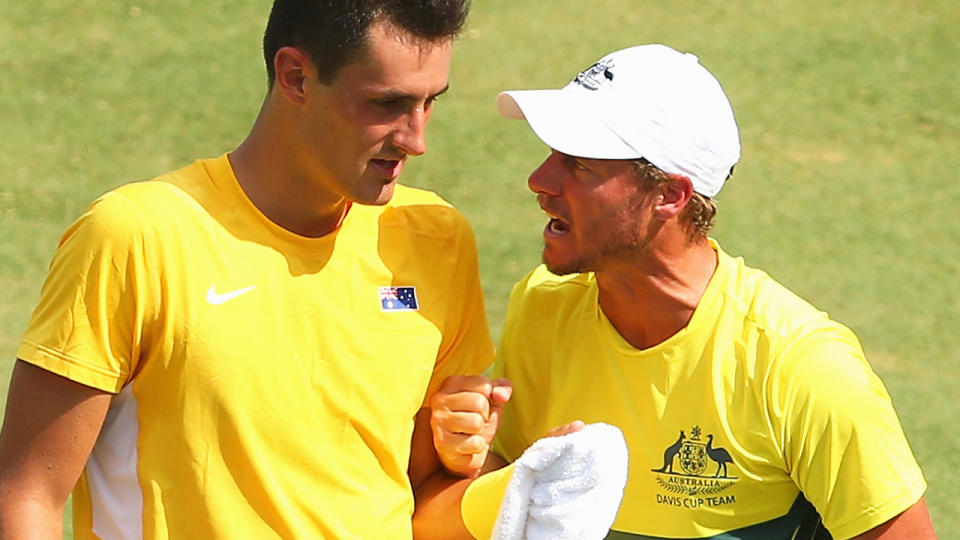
[543,253,583,276]
[372,183,396,205]
[352,183,396,206]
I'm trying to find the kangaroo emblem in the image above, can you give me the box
[651,430,685,473]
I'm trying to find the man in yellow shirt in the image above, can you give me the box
[0,1,494,538]
[418,44,936,539]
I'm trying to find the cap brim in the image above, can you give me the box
[497,90,640,160]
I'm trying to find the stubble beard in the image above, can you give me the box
[543,237,648,276]
[542,252,581,276]
[542,215,649,276]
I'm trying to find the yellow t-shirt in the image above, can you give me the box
[18,155,494,539]
[492,241,925,539]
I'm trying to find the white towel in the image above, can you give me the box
[491,423,629,540]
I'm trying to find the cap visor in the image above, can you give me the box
[497,90,640,160]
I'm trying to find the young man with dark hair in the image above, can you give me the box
[0,1,490,538]
[262,0,470,86]
[421,44,936,539]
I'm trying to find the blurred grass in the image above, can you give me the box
[1,0,957,537]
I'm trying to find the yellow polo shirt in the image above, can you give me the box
[19,155,494,539]
[493,242,925,539]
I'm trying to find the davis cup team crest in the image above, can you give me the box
[650,425,738,503]
[679,436,708,476]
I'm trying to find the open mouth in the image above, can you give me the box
[546,217,571,236]
[370,158,403,180]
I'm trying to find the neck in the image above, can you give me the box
[229,97,349,238]
[596,236,717,350]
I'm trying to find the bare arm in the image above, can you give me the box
[0,360,111,540]
[412,373,587,540]
[412,375,511,540]
[409,407,443,492]
[414,420,588,540]
[850,497,936,539]
[413,452,507,540]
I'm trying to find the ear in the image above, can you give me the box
[272,46,311,105]
[652,174,695,221]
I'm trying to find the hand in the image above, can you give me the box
[429,375,512,477]
[546,420,586,438]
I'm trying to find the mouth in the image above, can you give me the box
[538,196,572,238]
[541,204,572,237]
[369,158,404,181]
[545,217,572,237]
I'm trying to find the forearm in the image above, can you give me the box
[0,494,64,540]
[412,470,476,540]
[0,361,110,540]
[417,375,515,538]
[414,454,510,540]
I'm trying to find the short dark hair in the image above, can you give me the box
[263,0,471,86]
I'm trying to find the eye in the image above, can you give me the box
[374,98,403,110]
[557,152,593,175]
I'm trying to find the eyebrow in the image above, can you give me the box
[373,84,450,102]
[558,151,586,164]
[430,85,450,100]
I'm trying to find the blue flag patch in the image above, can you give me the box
[380,286,419,311]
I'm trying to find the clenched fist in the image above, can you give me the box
[429,375,512,477]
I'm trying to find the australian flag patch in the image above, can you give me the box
[379,286,419,311]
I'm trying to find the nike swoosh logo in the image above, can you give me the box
[206,285,256,305]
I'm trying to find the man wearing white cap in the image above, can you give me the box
[416,45,936,539]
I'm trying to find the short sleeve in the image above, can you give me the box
[490,276,533,463]
[421,211,495,404]
[17,192,152,393]
[771,324,927,538]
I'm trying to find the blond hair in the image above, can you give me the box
[631,159,721,240]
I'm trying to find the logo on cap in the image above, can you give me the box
[573,58,615,91]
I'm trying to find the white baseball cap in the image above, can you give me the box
[497,44,740,197]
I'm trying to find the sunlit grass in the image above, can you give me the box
[1,0,957,537]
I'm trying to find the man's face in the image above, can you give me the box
[298,20,452,205]
[528,151,656,275]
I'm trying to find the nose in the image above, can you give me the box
[392,107,428,156]
[527,151,563,195]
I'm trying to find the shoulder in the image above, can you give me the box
[376,185,471,241]
[715,245,843,343]
[62,184,155,248]
[512,265,591,300]
[87,159,211,222]
[713,244,868,383]
[114,159,214,211]
[58,159,215,256]
[504,266,594,326]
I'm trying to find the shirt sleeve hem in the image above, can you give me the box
[420,345,495,408]
[828,476,928,539]
[16,341,126,394]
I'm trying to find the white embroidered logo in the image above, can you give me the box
[206,285,256,305]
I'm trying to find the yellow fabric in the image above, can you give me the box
[18,155,495,539]
[461,463,515,540]
[492,240,925,539]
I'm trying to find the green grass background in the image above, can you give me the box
[2,0,957,537]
